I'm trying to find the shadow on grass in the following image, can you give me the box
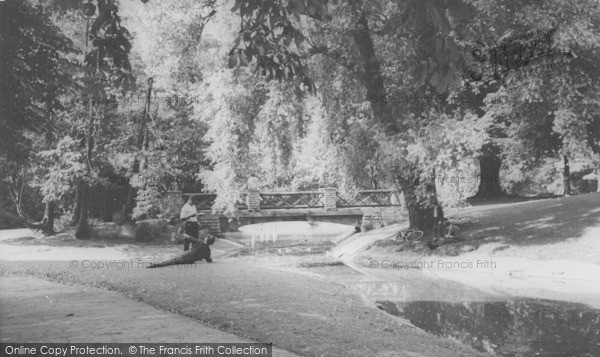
[5,224,179,248]
[455,193,600,247]
[466,194,561,207]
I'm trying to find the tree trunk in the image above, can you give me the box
[75,89,95,238]
[2,201,56,236]
[563,155,571,196]
[122,77,153,221]
[350,3,398,135]
[122,175,137,220]
[70,181,82,226]
[399,174,442,240]
[596,167,600,193]
[405,190,433,234]
[75,184,90,239]
[368,166,379,189]
[41,201,55,235]
[477,152,504,197]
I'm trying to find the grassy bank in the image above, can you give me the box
[0,238,487,357]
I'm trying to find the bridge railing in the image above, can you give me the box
[180,188,403,212]
[336,190,403,208]
[182,193,216,211]
[259,191,325,210]
[183,193,249,211]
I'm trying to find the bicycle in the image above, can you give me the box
[395,228,424,242]
[391,229,424,252]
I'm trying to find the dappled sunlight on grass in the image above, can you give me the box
[479,222,600,265]
[459,193,600,250]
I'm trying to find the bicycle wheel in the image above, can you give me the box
[404,230,424,241]
[393,231,405,241]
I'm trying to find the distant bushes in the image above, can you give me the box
[134,219,171,242]
[501,158,598,196]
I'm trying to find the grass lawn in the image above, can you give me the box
[445,192,600,263]
[358,193,600,263]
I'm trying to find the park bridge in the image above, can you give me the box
[165,188,406,234]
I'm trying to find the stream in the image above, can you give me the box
[235,222,600,356]
[377,298,600,356]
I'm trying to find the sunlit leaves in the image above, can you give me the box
[0,0,77,160]
[85,0,135,92]
[228,0,330,92]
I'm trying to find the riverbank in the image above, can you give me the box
[0,255,488,357]
[0,221,490,357]
[3,193,598,356]
[332,193,600,309]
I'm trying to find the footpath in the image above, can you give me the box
[0,276,299,356]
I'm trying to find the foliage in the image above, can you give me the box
[134,219,169,242]
[0,0,77,161]
[467,0,600,195]
[0,0,79,229]
[123,0,217,219]
[4,0,600,235]
[229,0,478,94]
[195,70,269,216]
[501,156,597,196]
[223,0,495,231]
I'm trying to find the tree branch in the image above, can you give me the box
[304,44,365,82]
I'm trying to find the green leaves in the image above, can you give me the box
[406,0,475,94]
[0,0,77,160]
[228,0,326,93]
[85,1,134,92]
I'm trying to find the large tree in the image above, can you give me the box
[223,0,479,235]
[470,0,600,197]
[0,0,77,233]
[35,0,135,238]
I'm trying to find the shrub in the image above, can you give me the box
[134,219,169,242]
[54,213,72,233]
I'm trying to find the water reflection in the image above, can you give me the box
[236,222,354,247]
[377,299,600,356]
[353,279,486,302]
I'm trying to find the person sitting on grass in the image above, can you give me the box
[147,228,215,268]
